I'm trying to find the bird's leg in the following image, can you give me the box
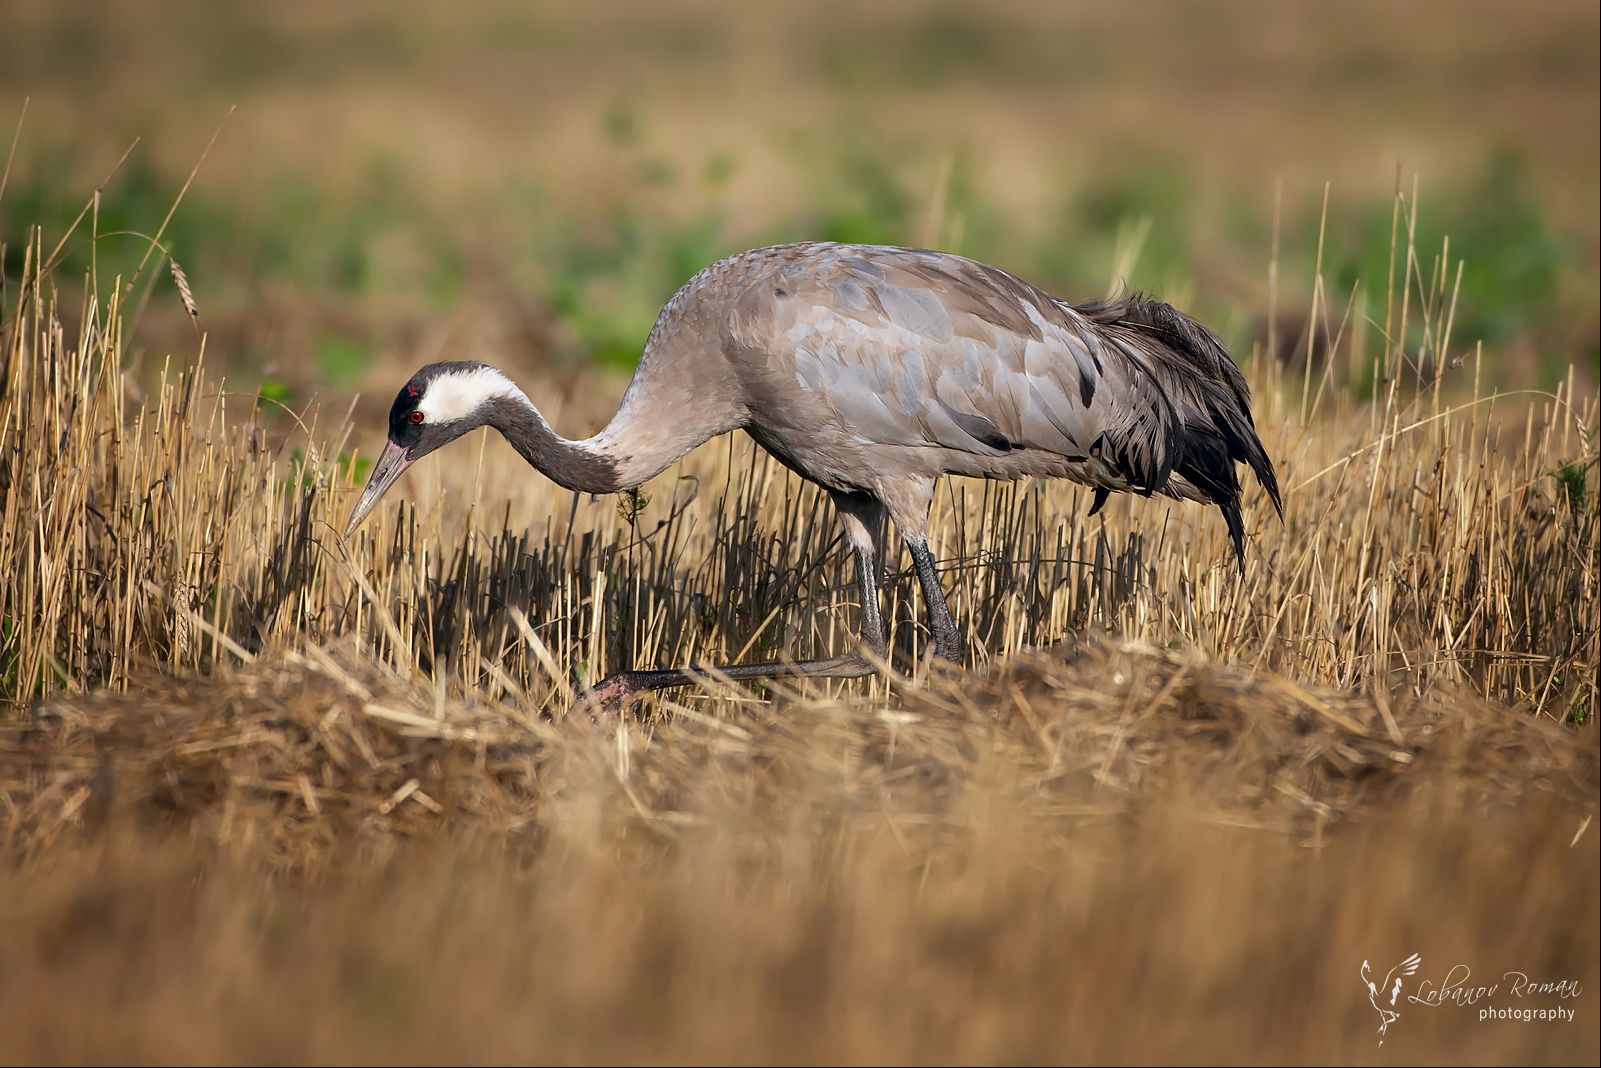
[906,537,964,663]
[579,497,888,711]
[837,492,888,656]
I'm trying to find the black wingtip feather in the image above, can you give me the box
[1220,497,1248,576]
[1083,292,1283,564]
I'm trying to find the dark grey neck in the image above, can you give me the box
[479,395,626,494]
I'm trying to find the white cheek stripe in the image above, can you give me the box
[418,367,526,423]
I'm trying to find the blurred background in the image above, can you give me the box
[1,0,1596,401]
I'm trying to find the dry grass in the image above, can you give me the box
[2,640,1596,1062]
[2,197,1595,720]
[9,633,1593,862]
[1,179,1598,1061]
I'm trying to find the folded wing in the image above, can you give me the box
[749,245,1281,565]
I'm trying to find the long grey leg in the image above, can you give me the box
[906,537,964,663]
[581,491,888,709]
[833,491,887,657]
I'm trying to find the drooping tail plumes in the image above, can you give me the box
[1077,294,1283,571]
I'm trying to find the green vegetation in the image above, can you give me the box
[5,135,1589,406]
[1552,457,1592,516]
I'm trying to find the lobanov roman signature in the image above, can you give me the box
[1362,953,1422,1046]
[1409,966,1585,1008]
[1361,957,1585,1046]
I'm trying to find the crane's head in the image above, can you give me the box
[342,361,518,538]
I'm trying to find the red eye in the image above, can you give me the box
[409,411,425,424]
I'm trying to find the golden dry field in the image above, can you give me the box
[1,2,1597,1063]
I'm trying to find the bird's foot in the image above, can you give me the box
[574,673,645,719]
[575,651,888,718]
[575,667,690,719]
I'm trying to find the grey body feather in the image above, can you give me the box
[619,242,1281,566]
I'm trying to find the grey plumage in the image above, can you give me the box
[347,242,1282,706]
[726,245,1281,565]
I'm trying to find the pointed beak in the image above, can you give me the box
[343,439,414,539]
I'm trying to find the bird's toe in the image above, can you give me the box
[576,673,642,718]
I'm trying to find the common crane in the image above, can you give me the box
[344,243,1281,706]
